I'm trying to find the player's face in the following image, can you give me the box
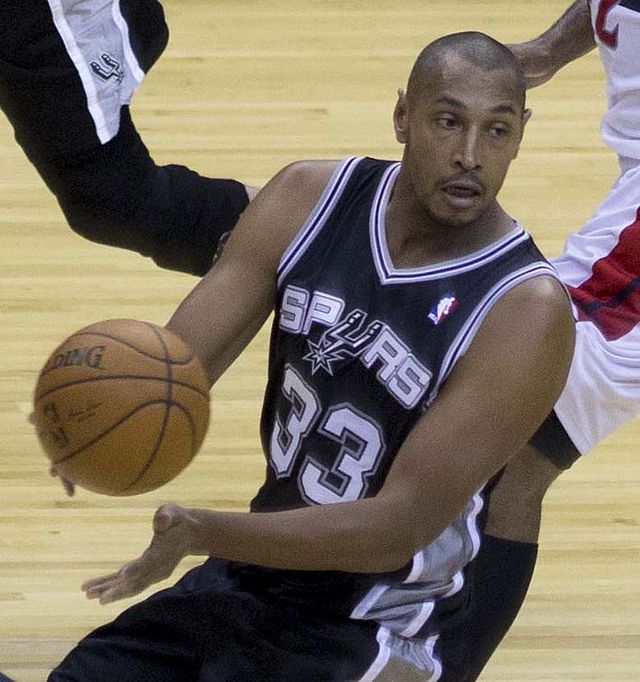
[394,54,530,229]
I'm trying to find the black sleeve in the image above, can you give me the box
[443,534,539,681]
[529,410,582,470]
[52,106,249,276]
[0,1,248,276]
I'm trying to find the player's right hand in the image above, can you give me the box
[49,465,76,497]
[82,503,189,603]
[28,411,76,496]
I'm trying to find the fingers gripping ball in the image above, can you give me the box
[33,319,210,496]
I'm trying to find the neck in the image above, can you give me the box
[385,192,516,269]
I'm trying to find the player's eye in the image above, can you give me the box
[489,123,509,138]
[436,115,458,130]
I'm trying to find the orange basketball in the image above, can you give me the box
[32,319,210,496]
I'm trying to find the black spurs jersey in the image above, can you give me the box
[247,156,559,671]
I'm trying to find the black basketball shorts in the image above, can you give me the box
[48,558,382,682]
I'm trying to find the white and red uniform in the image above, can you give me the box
[552,0,640,454]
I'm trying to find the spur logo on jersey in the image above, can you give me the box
[303,310,384,375]
[90,53,124,83]
[279,285,432,408]
[428,294,458,326]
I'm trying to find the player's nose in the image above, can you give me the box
[454,129,482,171]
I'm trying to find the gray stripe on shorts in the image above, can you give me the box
[46,0,145,144]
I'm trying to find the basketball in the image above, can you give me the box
[32,319,210,496]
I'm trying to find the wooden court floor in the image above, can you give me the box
[1,1,638,679]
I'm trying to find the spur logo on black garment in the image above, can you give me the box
[279,285,432,408]
[303,310,383,375]
[90,53,124,83]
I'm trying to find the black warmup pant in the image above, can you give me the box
[0,0,248,276]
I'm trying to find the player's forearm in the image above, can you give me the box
[183,496,416,574]
[510,0,595,87]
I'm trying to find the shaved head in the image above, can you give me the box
[407,32,526,111]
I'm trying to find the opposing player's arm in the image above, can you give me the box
[166,160,339,384]
[508,0,595,88]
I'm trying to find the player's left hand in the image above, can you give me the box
[82,502,192,604]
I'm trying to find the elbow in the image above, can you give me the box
[352,503,426,574]
[349,543,415,575]
[366,539,417,574]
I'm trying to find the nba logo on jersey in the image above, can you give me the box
[428,294,458,325]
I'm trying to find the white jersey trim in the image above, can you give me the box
[277,156,362,287]
[383,632,443,681]
[399,601,434,638]
[47,0,110,142]
[46,0,145,144]
[426,635,443,682]
[351,490,485,642]
[351,584,389,621]
[112,0,145,89]
[369,164,529,284]
[429,262,560,402]
[357,627,392,682]
[465,490,484,562]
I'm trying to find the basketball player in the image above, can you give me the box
[3,1,611,679]
[0,0,256,277]
[47,33,574,681]
[3,1,618,680]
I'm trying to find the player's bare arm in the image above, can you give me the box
[182,275,573,572]
[166,160,340,385]
[508,0,595,88]
[84,271,573,604]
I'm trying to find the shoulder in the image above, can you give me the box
[466,271,574,384]
[221,159,344,274]
[497,273,571,327]
[246,160,343,242]
[258,159,344,214]
[473,270,573,354]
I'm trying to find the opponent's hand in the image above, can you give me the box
[82,503,192,604]
[506,42,556,89]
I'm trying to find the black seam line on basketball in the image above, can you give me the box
[51,399,185,465]
[34,375,209,402]
[64,330,196,366]
[118,323,174,493]
[120,402,198,493]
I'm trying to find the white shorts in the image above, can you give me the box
[552,159,640,454]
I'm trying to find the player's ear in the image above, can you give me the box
[394,88,409,144]
[512,108,533,159]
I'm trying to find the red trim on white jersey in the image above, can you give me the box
[568,206,640,340]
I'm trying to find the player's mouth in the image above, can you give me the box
[440,180,483,210]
